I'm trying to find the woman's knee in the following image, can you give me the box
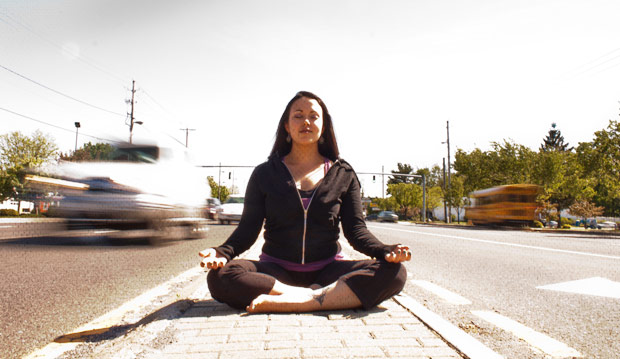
[379,261,407,293]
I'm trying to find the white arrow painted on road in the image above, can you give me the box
[537,277,620,299]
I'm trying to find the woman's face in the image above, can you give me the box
[285,97,324,146]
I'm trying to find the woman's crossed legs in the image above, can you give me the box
[207,259,406,313]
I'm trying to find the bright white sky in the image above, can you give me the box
[1,0,619,197]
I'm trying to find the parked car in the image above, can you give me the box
[365,213,378,221]
[205,198,222,220]
[31,143,209,242]
[377,210,398,223]
[219,195,244,224]
[596,221,617,230]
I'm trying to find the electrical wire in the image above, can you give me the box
[0,106,122,144]
[0,12,130,85]
[565,47,620,78]
[0,64,126,117]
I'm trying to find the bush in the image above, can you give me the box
[532,220,543,228]
[561,223,571,229]
[0,209,19,217]
[560,217,572,226]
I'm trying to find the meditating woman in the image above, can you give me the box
[199,91,411,313]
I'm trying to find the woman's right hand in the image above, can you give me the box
[199,248,228,270]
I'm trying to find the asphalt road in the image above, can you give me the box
[0,222,233,359]
[368,223,620,359]
[3,220,619,359]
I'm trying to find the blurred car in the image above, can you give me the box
[206,198,222,220]
[365,213,378,221]
[30,143,210,242]
[219,195,244,224]
[548,220,558,228]
[596,221,617,230]
[377,210,398,223]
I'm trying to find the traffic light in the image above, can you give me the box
[372,175,376,183]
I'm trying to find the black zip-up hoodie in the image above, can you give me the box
[215,155,397,264]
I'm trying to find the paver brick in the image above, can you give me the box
[175,333,228,345]
[383,346,432,358]
[344,338,422,348]
[266,338,344,350]
[337,324,403,333]
[371,329,430,340]
[362,317,421,325]
[223,348,300,359]
[227,332,300,343]
[301,332,371,341]
[302,346,386,358]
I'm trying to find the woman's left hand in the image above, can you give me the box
[385,245,412,263]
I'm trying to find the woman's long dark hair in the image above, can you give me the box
[270,91,339,161]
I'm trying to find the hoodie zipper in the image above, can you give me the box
[282,159,338,264]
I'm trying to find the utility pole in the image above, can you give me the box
[74,122,80,152]
[180,128,196,148]
[446,120,452,223]
[382,165,385,199]
[127,80,143,144]
[443,157,447,222]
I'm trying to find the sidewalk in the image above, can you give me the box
[33,238,465,359]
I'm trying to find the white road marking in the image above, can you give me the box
[368,225,620,260]
[0,225,13,228]
[394,294,504,359]
[472,310,583,358]
[24,265,205,359]
[411,280,472,305]
[537,277,620,299]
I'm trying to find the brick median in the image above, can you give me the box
[146,237,463,359]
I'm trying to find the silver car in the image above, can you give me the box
[377,210,399,223]
[34,143,209,242]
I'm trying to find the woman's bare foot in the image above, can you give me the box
[246,291,318,313]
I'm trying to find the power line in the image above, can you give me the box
[0,106,122,144]
[0,64,126,117]
[0,12,130,85]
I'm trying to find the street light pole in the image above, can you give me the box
[74,122,80,152]
[446,120,451,223]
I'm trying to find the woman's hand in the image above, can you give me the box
[384,245,412,263]
[199,248,228,270]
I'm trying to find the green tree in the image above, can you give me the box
[60,142,115,161]
[0,131,58,202]
[453,140,536,194]
[444,175,465,222]
[576,119,620,216]
[569,200,604,227]
[426,186,443,220]
[387,182,422,219]
[388,163,413,184]
[373,196,398,212]
[541,123,572,152]
[532,150,592,224]
[207,176,230,203]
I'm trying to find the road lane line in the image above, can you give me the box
[394,294,504,359]
[411,280,472,305]
[24,265,205,359]
[471,310,583,358]
[368,225,620,260]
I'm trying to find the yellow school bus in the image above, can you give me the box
[465,184,540,225]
